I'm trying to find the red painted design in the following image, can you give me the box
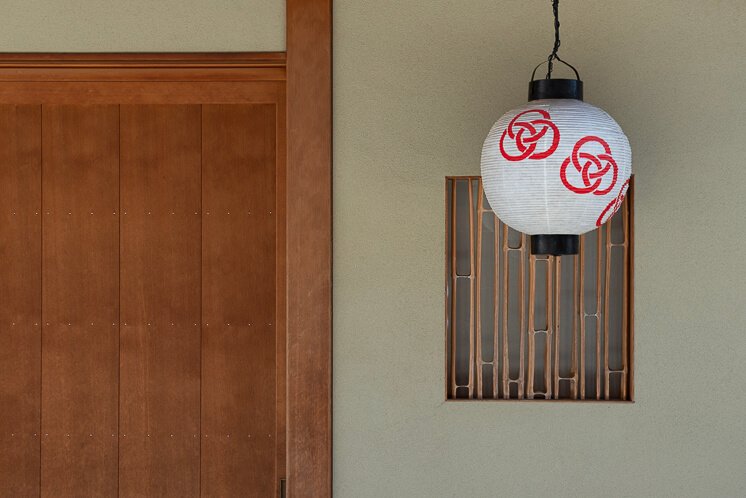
[560,136,618,196]
[499,109,560,161]
[596,179,630,227]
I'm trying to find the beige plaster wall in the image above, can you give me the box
[333,1,746,496]
[0,0,284,51]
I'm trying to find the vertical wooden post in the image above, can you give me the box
[287,0,333,496]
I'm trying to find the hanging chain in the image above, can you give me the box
[531,0,581,81]
[545,0,567,79]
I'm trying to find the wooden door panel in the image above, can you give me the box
[0,60,289,497]
[40,105,120,497]
[118,105,202,497]
[201,104,277,497]
[0,105,42,497]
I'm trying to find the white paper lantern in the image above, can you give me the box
[481,96,631,254]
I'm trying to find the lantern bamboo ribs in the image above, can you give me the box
[445,177,634,401]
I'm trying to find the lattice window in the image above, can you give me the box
[445,177,634,401]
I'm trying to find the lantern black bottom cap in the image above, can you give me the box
[531,235,579,256]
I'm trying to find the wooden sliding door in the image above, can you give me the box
[0,57,286,497]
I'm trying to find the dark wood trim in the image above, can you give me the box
[0,53,286,82]
[275,85,289,488]
[627,175,635,402]
[0,82,283,105]
[286,0,333,496]
[0,52,285,67]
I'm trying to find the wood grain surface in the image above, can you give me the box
[0,105,42,497]
[201,104,277,497]
[118,105,202,497]
[41,105,120,497]
[287,0,333,495]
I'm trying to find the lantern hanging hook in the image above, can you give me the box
[536,0,580,81]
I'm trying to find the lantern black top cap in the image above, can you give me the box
[527,0,583,102]
[528,78,583,101]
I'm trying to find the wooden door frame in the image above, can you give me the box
[286,1,332,496]
[0,1,333,496]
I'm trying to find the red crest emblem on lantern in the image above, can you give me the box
[560,136,618,196]
[499,109,560,161]
[596,179,630,227]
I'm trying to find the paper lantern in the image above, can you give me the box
[481,90,631,253]
[479,1,632,255]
